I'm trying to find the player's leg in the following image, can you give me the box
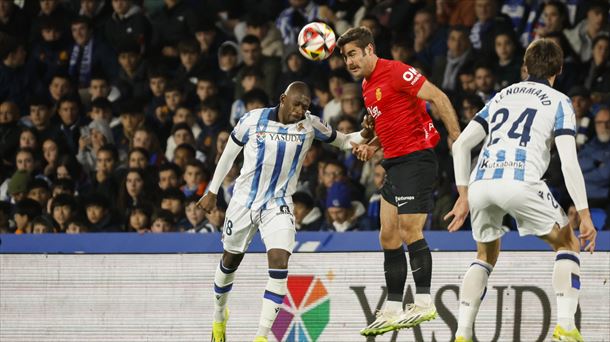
[540,224,583,342]
[455,181,506,342]
[455,240,500,342]
[394,213,437,328]
[360,192,407,336]
[212,202,258,342]
[254,204,295,341]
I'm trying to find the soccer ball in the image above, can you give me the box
[297,22,336,61]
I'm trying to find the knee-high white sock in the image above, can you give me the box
[456,259,493,340]
[256,269,288,337]
[553,251,580,331]
[213,260,236,322]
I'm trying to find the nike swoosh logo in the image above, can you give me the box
[412,267,422,273]
[397,202,409,207]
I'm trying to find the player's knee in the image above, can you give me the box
[222,252,244,270]
[267,249,290,269]
[379,226,402,249]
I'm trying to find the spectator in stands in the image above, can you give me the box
[127,202,153,233]
[114,42,148,101]
[159,187,188,228]
[205,202,226,233]
[127,147,149,170]
[184,196,212,232]
[235,35,281,99]
[57,95,85,153]
[77,119,114,174]
[118,168,156,210]
[5,169,32,203]
[322,181,370,232]
[317,159,364,209]
[568,86,595,149]
[47,72,73,108]
[150,209,175,233]
[193,19,225,73]
[493,31,522,89]
[323,69,350,124]
[27,178,51,208]
[196,98,225,154]
[18,127,38,151]
[293,191,323,231]
[41,136,67,177]
[51,193,77,232]
[564,0,609,63]
[65,218,88,234]
[473,63,496,102]
[0,0,30,41]
[84,192,120,232]
[436,0,476,27]
[543,31,582,93]
[0,101,21,167]
[13,198,43,234]
[390,35,416,65]
[172,143,195,171]
[145,69,167,118]
[181,160,208,198]
[275,47,310,100]
[367,162,384,231]
[25,96,58,143]
[28,16,71,88]
[113,100,145,155]
[431,25,474,92]
[78,0,111,33]
[413,7,447,70]
[216,41,242,101]
[29,0,74,43]
[469,0,513,58]
[175,38,207,91]
[68,16,117,91]
[578,108,610,209]
[103,0,151,53]
[150,0,197,58]
[359,15,391,59]
[31,215,56,234]
[87,72,112,103]
[276,0,319,46]
[0,35,29,112]
[90,144,119,201]
[584,35,610,95]
[338,83,365,124]
[529,1,571,43]
[244,14,284,58]
[157,162,181,191]
[230,66,266,123]
[0,149,36,202]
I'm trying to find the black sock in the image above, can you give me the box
[384,246,408,302]
[407,239,432,294]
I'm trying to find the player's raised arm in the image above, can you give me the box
[197,129,244,213]
[416,80,461,141]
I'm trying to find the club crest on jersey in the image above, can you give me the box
[256,131,266,142]
[296,122,305,131]
[375,87,382,101]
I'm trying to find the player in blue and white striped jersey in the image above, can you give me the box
[445,39,597,342]
[200,82,374,342]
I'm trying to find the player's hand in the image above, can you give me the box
[578,216,597,254]
[350,142,376,161]
[196,191,217,214]
[444,195,469,232]
[361,114,375,130]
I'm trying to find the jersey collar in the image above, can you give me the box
[526,76,550,86]
[268,105,280,122]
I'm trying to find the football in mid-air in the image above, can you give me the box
[297,22,336,61]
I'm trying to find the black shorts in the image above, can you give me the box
[381,148,438,214]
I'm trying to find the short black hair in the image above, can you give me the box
[241,34,261,46]
[27,178,50,192]
[161,188,186,201]
[98,144,119,162]
[158,162,182,178]
[293,191,314,209]
[336,26,375,51]
[243,88,269,107]
[14,198,43,219]
[51,194,77,211]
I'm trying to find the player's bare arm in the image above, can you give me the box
[444,120,487,231]
[416,80,461,141]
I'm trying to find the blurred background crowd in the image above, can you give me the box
[0,0,608,234]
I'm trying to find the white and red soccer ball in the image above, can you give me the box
[297,22,336,61]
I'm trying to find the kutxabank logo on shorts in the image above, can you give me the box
[271,275,330,342]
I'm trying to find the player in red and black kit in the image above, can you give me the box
[337,27,462,336]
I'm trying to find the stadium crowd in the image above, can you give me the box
[0,0,608,234]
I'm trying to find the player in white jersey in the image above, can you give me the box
[444,39,597,342]
[198,82,374,342]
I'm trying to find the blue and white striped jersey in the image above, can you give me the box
[230,106,336,210]
[470,79,576,184]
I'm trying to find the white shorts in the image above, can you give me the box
[222,199,296,254]
[468,179,568,243]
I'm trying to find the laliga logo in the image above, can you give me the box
[271,275,330,342]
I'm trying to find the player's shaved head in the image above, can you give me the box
[284,81,311,98]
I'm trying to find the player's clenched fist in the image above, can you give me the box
[196,191,217,213]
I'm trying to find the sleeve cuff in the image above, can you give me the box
[554,129,576,137]
[325,128,337,143]
[473,116,488,134]
[231,133,245,146]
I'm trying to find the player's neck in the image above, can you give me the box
[547,75,556,87]
[364,55,379,80]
